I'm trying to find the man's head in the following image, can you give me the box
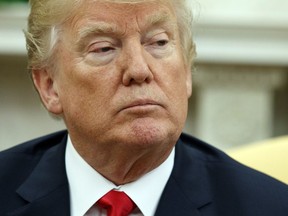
[27,0,195,183]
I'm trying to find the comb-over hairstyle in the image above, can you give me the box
[25,0,195,70]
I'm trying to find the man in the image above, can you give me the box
[0,0,287,215]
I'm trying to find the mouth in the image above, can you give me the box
[120,99,162,113]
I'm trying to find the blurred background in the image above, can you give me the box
[1,0,288,151]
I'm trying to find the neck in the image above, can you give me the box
[72,139,174,185]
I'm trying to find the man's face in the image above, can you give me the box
[42,0,192,150]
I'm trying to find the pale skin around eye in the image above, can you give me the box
[82,30,175,66]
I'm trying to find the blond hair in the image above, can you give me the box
[25,0,196,69]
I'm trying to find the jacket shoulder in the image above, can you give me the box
[0,130,67,183]
[0,130,68,214]
[0,130,67,156]
[176,133,288,215]
[178,133,288,186]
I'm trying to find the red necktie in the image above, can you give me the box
[97,190,136,216]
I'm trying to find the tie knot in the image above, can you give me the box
[97,190,136,216]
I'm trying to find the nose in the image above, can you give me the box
[122,43,154,86]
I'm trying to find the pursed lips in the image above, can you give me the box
[120,99,162,112]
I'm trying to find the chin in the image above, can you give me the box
[124,118,180,148]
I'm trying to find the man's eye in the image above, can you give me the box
[155,40,169,47]
[85,41,117,65]
[93,46,115,53]
[88,41,116,54]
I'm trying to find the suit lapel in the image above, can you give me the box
[155,177,202,216]
[8,133,70,216]
[155,137,213,216]
[7,132,212,216]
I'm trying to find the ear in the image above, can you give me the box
[185,65,192,98]
[32,68,63,115]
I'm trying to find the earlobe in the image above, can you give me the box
[32,69,63,115]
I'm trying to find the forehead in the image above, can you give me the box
[66,0,176,33]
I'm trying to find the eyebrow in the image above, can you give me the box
[76,22,118,44]
[145,11,176,28]
[75,10,176,50]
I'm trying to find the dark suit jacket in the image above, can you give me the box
[1,130,288,216]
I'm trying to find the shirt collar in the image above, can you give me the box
[65,135,174,216]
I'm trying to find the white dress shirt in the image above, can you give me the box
[65,135,174,216]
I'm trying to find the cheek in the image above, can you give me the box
[161,57,189,94]
[57,64,119,116]
[160,57,190,120]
